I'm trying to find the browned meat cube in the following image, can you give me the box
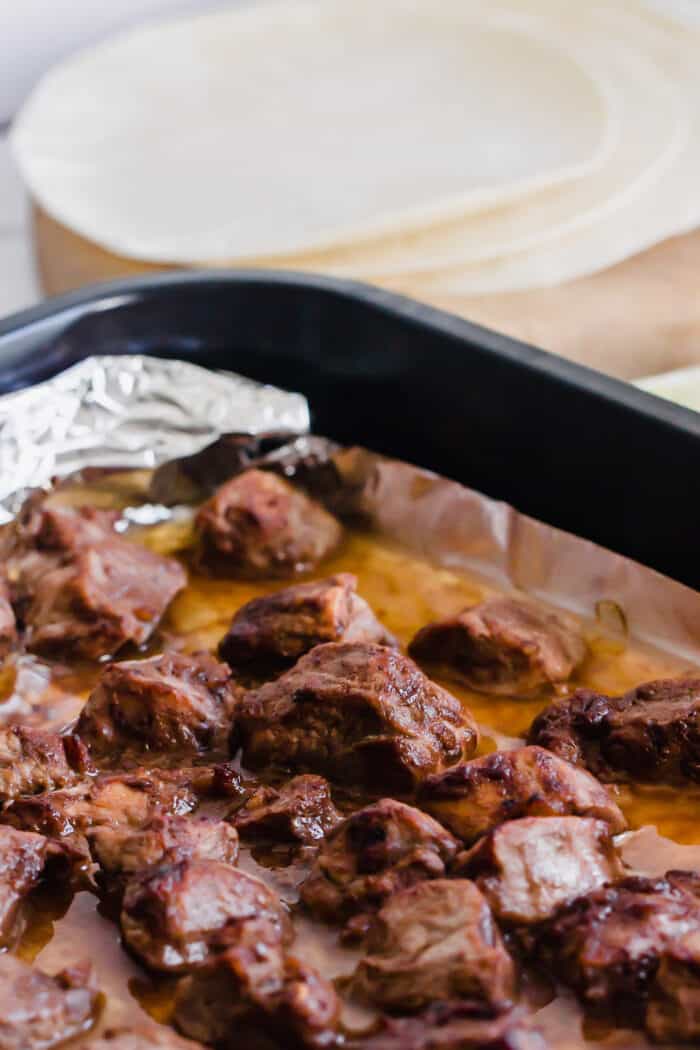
[26,541,186,660]
[351,879,515,1012]
[239,642,478,793]
[0,726,90,803]
[646,928,700,1043]
[271,957,341,1049]
[4,501,186,660]
[90,815,239,899]
[2,768,199,865]
[7,762,239,842]
[2,782,96,842]
[4,499,119,560]
[174,945,340,1050]
[409,596,586,696]
[218,573,396,672]
[346,1002,548,1050]
[0,572,17,659]
[301,799,458,933]
[455,816,622,926]
[84,1026,204,1049]
[121,857,291,973]
[76,651,239,760]
[173,915,287,1039]
[149,432,339,507]
[21,505,185,660]
[529,676,700,784]
[538,873,700,1031]
[194,469,342,579]
[231,775,341,845]
[1,499,118,596]
[0,953,99,1049]
[0,825,48,946]
[147,430,297,504]
[419,745,626,845]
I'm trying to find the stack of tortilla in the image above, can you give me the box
[10,0,700,297]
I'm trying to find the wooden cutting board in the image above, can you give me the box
[32,203,700,382]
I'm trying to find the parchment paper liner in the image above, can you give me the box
[333,447,700,664]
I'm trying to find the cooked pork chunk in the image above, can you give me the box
[409,596,586,696]
[0,826,49,945]
[301,799,458,935]
[83,1026,204,1049]
[0,726,91,803]
[148,429,302,505]
[529,677,700,784]
[419,746,626,844]
[347,1003,547,1050]
[121,858,291,973]
[76,651,239,761]
[239,642,477,792]
[90,815,239,898]
[3,498,118,562]
[455,816,622,926]
[352,880,515,1011]
[26,543,186,660]
[0,954,99,1049]
[194,469,342,579]
[3,501,186,660]
[2,782,97,843]
[231,775,340,845]
[174,945,340,1050]
[2,768,199,864]
[646,927,700,1043]
[270,957,341,1050]
[2,762,241,847]
[173,914,287,1039]
[218,574,395,672]
[538,872,700,1037]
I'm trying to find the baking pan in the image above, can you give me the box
[0,270,698,588]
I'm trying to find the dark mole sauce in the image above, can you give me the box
[3,473,697,1047]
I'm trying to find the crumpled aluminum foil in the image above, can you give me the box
[0,355,309,521]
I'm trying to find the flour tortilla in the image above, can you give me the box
[10,0,609,263]
[375,1,700,291]
[251,22,681,276]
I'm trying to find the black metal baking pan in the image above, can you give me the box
[0,270,698,588]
